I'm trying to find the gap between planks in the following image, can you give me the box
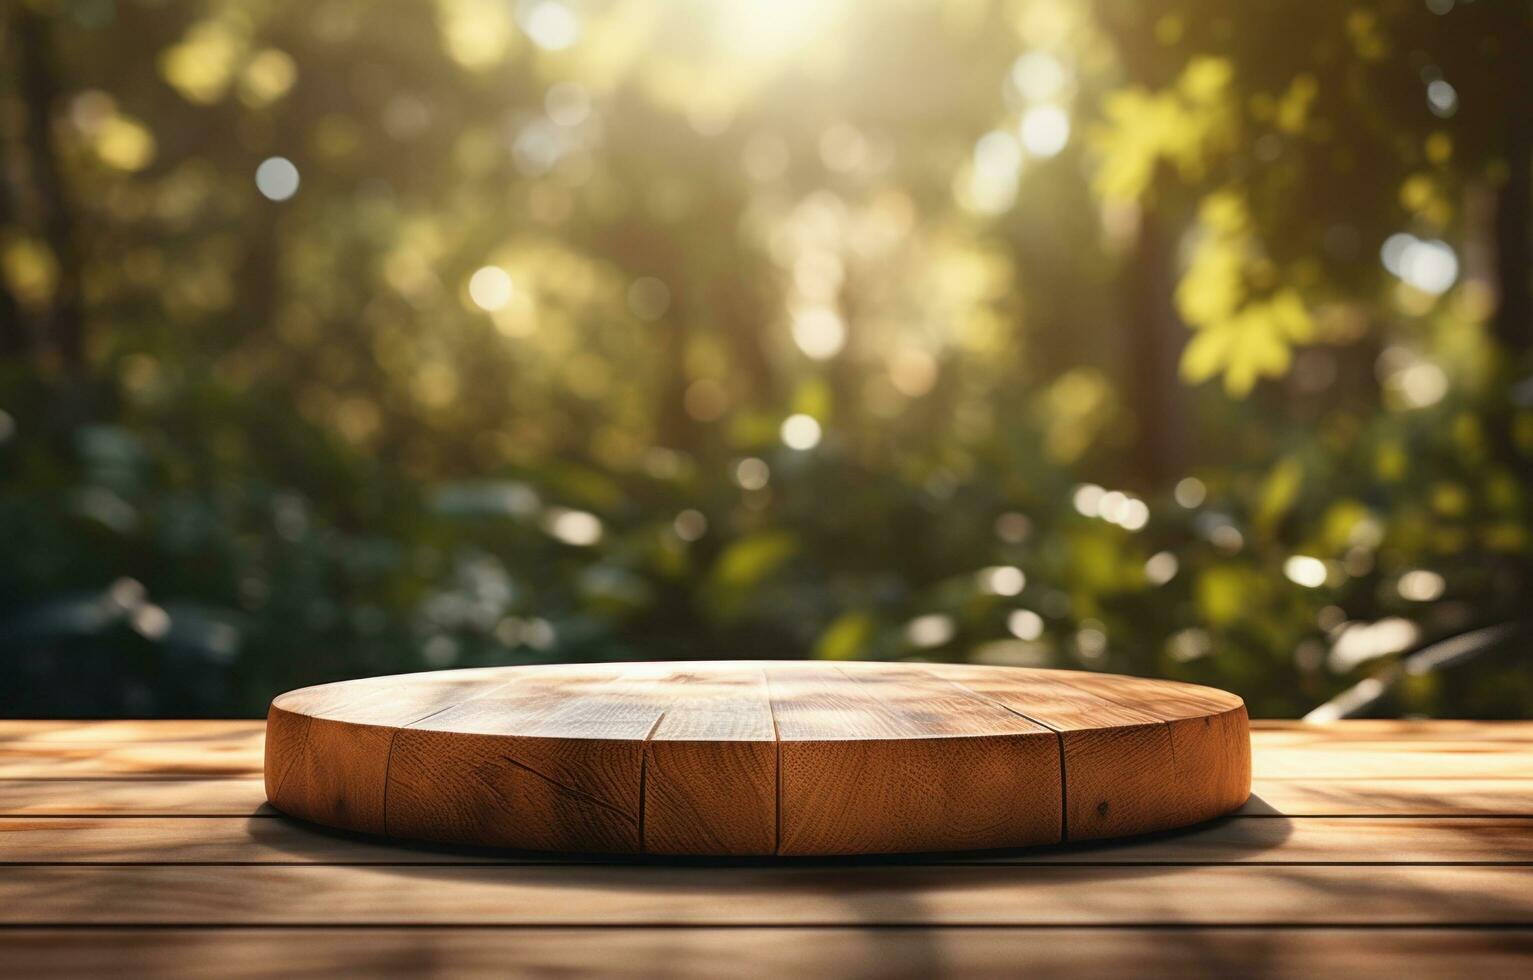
[8,816,1533,865]
[916,669,1073,841]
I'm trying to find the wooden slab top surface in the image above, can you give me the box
[264,661,1248,856]
[3,718,1530,977]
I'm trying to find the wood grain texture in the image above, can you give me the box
[768,663,1061,854]
[644,666,777,855]
[1242,779,1533,816]
[7,928,1533,980]
[5,719,1533,978]
[5,864,1532,925]
[265,662,1249,856]
[7,815,1533,865]
[9,773,1530,819]
[0,734,263,777]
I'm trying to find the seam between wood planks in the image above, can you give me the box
[637,711,666,855]
[374,673,535,839]
[762,667,783,857]
[1045,673,1187,789]
[920,670,1071,842]
[2,922,1533,933]
[3,861,1533,869]
[9,813,1533,825]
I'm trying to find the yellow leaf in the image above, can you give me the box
[1,236,58,307]
[1275,74,1318,135]
[1196,565,1262,626]
[1180,325,1233,383]
[95,115,156,172]
[815,612,876,660]
[1255,456,1304,533]
[1090,59,1233,204]
[1318,500,1373,552]
[707,532,797,595]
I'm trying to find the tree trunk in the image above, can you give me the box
[15,9,85,369]
[1492,114,1533,362]
[1123,195,1190,490]
[0,103,29,356]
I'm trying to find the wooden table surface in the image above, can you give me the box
[2,719,1531,976]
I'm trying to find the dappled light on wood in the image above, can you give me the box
[265,661,1248,855]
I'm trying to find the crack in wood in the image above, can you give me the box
[498,755,637,825]
[638,711,666,853]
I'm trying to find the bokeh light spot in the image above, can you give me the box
[543,507,603,546]
[255,157,299,201]
[520,0,580,51]
[907,613,955,648]
[1007,609,1044,641]
[1019,105,1071,157]
[673,509,708,542]
[780,413,822,450]
[545,82,591,126]
[978,565,1026,596]
[627,277,671,321]
[734,456,770,490]
[1397,569,1446,602]
[1283,555,1328,588]
[1011,51,1068,102]
[791,306,846,359]
[1174,477,1207,508]
[468,266,514,311]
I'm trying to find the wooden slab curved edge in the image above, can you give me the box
[264,662,1249,857]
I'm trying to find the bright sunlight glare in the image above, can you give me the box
[1020,105,1071,157]
[719,0,842,63]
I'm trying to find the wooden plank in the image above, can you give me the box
[645,666,776,855]
[3,864,1530,925]
[767,664,1061,854]
[270,667,530,725]
[11,724,1527,782]
[0,720,264,742]
[0,779,268,816]
[0,780,1516,822]
[2,724,1527,796]
[0,740,264,777]
[384,667,669,854]
[5,816,1533,865]
[0,717,1527,744]
[6,775,1527,820]
[3,730,1517,783]
[1245,779,1533,816]
[1251,720,1533,737]
[934,664,1181,842]
[5,928,1532,979]
[1019,666,1245,718]
[935,664,1250,840]
[264,667,546,838]
[1255,745,1533,780]
[975,816,1533,864]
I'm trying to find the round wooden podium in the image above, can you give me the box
[265,661,1249,856]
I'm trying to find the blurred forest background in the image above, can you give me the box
[2,0,1532,718]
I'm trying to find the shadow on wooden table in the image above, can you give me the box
[239,804,1297,975]
[247,797,1292,868]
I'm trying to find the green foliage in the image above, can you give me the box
[1,0,1531,717]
